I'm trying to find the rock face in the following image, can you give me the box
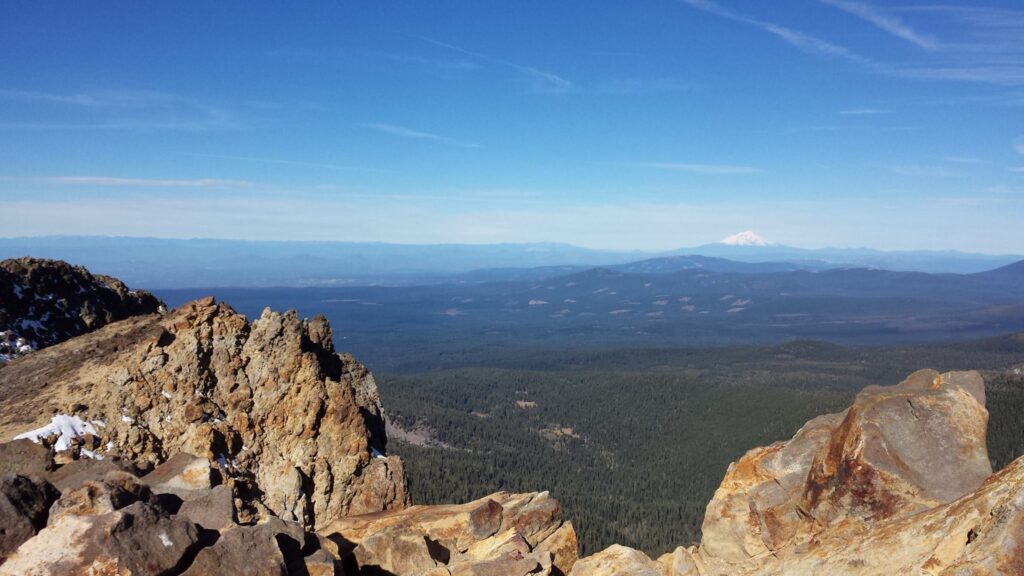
[0,257,164,363]
[571,369,1024,576]
[0,296,408,531]
[321,491,578,576]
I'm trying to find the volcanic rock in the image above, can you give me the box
[567,544,663,576]
[700,369,991,563]
[0,257,163,363]
[0,297,408,531]
[0,501,201,576]
[0,475,60,560]
[323,491,576,575]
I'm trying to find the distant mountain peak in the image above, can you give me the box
[720,231,771,246]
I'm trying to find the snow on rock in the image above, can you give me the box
[14,414,101,452]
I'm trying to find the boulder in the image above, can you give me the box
[700,369,992,563]
[0,501,201,576]
[323,492,574,576]
[177,484,236,531]
[48,470,153,523]
[141,452,217,496]
[0,475,59,559]
[0,297,409,530]
[568,544,662,576]
[181,516,310,576]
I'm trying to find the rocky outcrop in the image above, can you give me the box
[0,296,408,530]
[321,491,577,575]
[571,369,1024,576]
[0,257,164,363]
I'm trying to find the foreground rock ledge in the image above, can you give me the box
[0,297,408,530]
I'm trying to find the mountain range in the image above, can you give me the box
[0,235,1019,289]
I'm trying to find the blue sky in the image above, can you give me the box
[1,1,1023,252]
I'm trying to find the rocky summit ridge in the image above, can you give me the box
[0,257,164,364]
[0,259,1022,575]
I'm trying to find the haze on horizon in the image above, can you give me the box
[1,1,1023,253]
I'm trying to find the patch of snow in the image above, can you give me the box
[719,230,771,246]
[80,449,103,460]
[105,441,115,452]
[14,414,100,452]
[158,532,173,547]
[161,391,171,399]
[371,447,386,459]
[121,415,134,424]
[92,420,106,428]
[12,285,24,299]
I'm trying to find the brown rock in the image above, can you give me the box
[0,475,60,560]
[323,492,575,576]
[181,516,309,576]
[700,369,992,563]
[48,470,153,523]
[0,297,409,530]
[534,521,578,575]
[0,501,200,576]
[0,439,52,477]
[568,544,662,576]
[177,484,236,531]
[141,452,217,496]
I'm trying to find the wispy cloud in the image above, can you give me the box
[680,1,1024,86]
[360,122,480,148]
[679,0,871,65]
[8,176,254,188]
[0,88,232,131]
[618,161,761,174]
[819,0,938,50]
[838,108,887,115]
[418,36,572,94]
[888,164,964,178]
[943,156,990,165]
[177,153,385,173]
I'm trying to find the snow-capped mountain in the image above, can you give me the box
[719,231,771,247]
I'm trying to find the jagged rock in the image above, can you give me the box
[567,544,662,576]
[0,257,163,364]
[177,484,236,531]
[693,454,1024,575]
[656,547,700,576]
[48,470,153,523]
[0,297,408,530]
[534,521,579,575]
[700,369,992,563]
[323,492,574,576]
[0,475,60,559]
[180,516,311,576]
[0,501,201,576]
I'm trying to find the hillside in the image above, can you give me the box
[157,260,1024,372]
